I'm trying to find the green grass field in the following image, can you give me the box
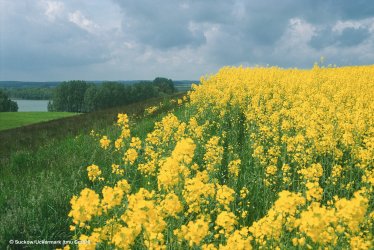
[0,95,182,249]
[0,112,78,131]
[0,112,171,248]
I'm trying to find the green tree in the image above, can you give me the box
[0,89,18,112]
[47,100,54,112]
[4,87,53,100]
[153,77,175,94]
[129,81,158,102]
[96,82,127,109]
[51,81,88,112]
[83,84,98,112]
[51,78,175,113]
[83,83,132,112]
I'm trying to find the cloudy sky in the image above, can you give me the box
[1,0,374,81]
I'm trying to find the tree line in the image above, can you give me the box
[0,89,18,112]
[2,87,53,100]
[48,78,176,112]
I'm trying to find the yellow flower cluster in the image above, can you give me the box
[215,211,237,237]
[68,188,101,226]
[174,217,210,246]
[86,164,102,182]
[99,136,111,149]
[145,106,158,115]
[101,185,124,211]
[67,65,373,249]
[204,136,223,173]
[228,159,241,178]
[111,164,124,175]
[158,138,195,191]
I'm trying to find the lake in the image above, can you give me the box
[12,99,49,112]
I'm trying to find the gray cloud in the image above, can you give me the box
[338,27,371,47]
[113,1,208,49]
[113,0,374,66]
[309,27,336,49]
[1,0,374,81]
[310,25,371,49]
[330,0,374,20]
[1,2,110,67]
[0,0,123,80]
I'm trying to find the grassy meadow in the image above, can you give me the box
[0,112,78,131]
[0,95,182,249]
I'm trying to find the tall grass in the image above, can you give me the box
[0,96,182,249]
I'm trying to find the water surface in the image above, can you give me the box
[12,99,49,112]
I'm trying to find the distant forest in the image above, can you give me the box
[0,80,195,101]
[49,78,177,112]
[2,87,53,100]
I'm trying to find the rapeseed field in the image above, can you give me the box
[65,65,373,249]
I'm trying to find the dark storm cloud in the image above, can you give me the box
[112,1,206,49]
[112,0,374,66]
[310,26,371,49]
[1,0,374,80]
[113,0,292,49]
[338,27,371,47]
[330,0,374,20]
